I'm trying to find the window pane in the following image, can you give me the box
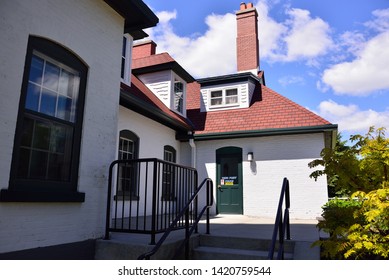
[30,150,48,179]
[211,91,222,98]
[48,153,68,181]
[121,58,125,79]
[57,95,72,121]
[174,81,183,92]
[17,148,30,178]
[21,117,34,147]
[40,89,57,117]
[122,37,127,57]
[174,92,183,112]
[33,120,51,150]
[226,89,238,104]
[29,55,44,84]
[50,124,67,153]
[59,70,71,96]
[43,61,60,91]
[25,83,41,112]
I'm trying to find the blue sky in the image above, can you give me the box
[142,0,389,140]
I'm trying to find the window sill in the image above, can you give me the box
[0,189,85,202]
[208,103,240,111]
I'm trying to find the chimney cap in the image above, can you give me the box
[240,2,247,10]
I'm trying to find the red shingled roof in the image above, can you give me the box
[186,81,331,135]
[132,52,175,69]
[120,75,193,131]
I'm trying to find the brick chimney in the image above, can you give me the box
[133,40,157,59]
[236,2,259,74]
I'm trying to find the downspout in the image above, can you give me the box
[189,133,196,169]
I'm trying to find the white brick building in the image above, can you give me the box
[0,1,336,259]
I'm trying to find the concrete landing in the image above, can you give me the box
[95,215,325,260]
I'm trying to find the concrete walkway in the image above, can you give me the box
[198,214,323,242]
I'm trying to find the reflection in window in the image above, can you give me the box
[26,53,79,122]
[162,145,176,201]
[173,80,184,113]
[17,52,80,182]
[117,130,139,199]
[210,88,238,107]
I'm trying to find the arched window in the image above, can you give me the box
[117,130,139,199]
[118,130,139,161]
[3,36,88,202]
[162,145,176,200]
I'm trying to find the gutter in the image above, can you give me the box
[193,124,338,141]
[119,90,193,133]
[189,135,196,168]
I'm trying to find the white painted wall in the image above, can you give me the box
[116,107,186,217]
[0,0,124,253]
[195,133,328,220]
[118,107,182,160]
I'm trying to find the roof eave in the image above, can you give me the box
[119,90,193,134]
[193,124,338,141]
[133,61,195,83]
[104,0,158,33]
[197,72,262,87]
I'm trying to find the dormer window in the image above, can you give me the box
[173,80,184,113]
[210,88,238,108]
[121,34,133,85]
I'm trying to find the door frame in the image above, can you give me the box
[216,146,243,214]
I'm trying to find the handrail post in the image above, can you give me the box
[105,161,115,240]
[285,180,291,240]
[185,207,190,259]
[150,159,158,245]
[206,181,210,234]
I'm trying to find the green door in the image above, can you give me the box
[216,147,243,214]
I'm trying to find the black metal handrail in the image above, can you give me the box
[268,177,291,259]
[105,158,198,245]
[138,178,213,260]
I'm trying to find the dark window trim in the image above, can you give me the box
[117,130,140,200]
[1,36,87,202]
[162,145,177,201]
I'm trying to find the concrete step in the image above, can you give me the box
[191,234,295,260]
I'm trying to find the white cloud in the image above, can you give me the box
[278,75,305,87]
[255,3,333,63]
[282,8,333,61]
[321,31,389,95]
[146,10,236,78]
[365,8,389,32]
[144,1,333,77]
[320,9,389,96]
[317,100,389,134]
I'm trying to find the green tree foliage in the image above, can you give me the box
[309,127,389,259]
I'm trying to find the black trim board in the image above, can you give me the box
[132,62,195,83]
[119,91,194,133]
[197,72,262,87]
[193,124,338,141]
[104,0,158,33]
